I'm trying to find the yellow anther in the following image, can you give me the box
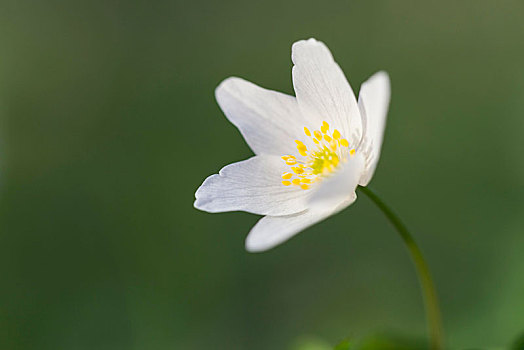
[292,167,304,174]
[281,121,351,190]
[321,121,329,134]
[304,127,311,136]
[297,143,308,156]
[281,155,295,161]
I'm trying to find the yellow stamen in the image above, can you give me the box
[321,121,329,134]
[281,122,354,190]
[304,127,311,136]
[297,143,308,156]
[292,167,304,174]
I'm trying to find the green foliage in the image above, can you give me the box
[333,339,353,350]
[290,336,332,350]
[356,337,420,350]
[512,331,524,350]
[342,334,424,350]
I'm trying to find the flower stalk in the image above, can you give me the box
[357,186,443,350]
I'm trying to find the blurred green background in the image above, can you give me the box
[1,0,524,349]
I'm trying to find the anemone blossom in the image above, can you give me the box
[194,38,391,252]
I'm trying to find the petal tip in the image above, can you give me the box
[193,196,211,213]
[193,197,203,210]
[292,37,320,47]
[215,76,242,99]
[245,233,270,253]
[364,71,391,95]
[291,38,332,64]
[245,218,290,253]
[193,174,220,213]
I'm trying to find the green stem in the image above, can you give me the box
[357,186,444,350]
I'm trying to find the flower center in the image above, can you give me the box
[281,121,355,190]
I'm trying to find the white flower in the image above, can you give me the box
[194,38,391,252]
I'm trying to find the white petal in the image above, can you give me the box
[245,198,352,252]
[194,155,309,216]
[357,71,391,186]
[215,77,306,156]
[291,38,363,147]
[308,153,365,210]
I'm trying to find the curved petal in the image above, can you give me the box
[308,153,365,210]
[215,77,306,156]
[194,155,309,216]
[245,197,353,252]
[292,38,362,147]
[357,71,391,186]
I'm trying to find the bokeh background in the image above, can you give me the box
[1,0,524,349]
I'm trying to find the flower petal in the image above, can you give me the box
[357,71,391,186]
[194,155,309,216]
[245,197,353,252]
[291,38,363,147]
[215,77,306,156]
[308,153,365,210]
